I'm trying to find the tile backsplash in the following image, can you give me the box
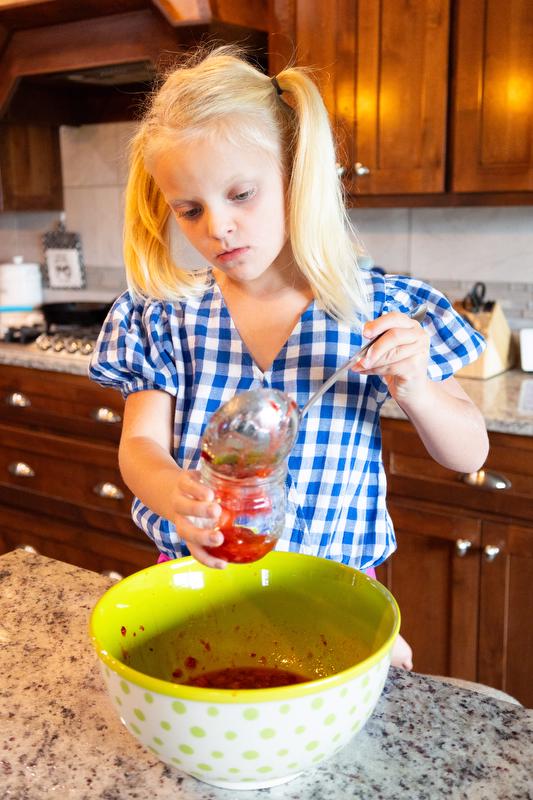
[0,121,532,326]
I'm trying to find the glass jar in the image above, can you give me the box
[200,460,287,564]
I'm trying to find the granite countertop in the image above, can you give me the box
[0,341,533,435]
[381,369,533,436]
[1,550,532,800]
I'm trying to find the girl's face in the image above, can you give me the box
[151,134,290,286]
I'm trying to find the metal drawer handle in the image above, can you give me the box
[354,161,370,176]
[90,406,122,424]
[484,545,501,562]
[8,461,35,478]
[16,544,39,554]
[5,391,31,408]
[455,539,472,557]
[93,481,124,501]
[101,569,124,582]
[460,469,511,491]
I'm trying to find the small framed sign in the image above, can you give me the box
[42,218,86,290]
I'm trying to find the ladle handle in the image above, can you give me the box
[300,303,427,419]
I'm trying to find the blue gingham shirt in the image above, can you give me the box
[89,270,485,569]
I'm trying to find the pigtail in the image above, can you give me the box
[274,69,368,322]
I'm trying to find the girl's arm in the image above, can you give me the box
[118,390,225,567]
[353,312,489,473]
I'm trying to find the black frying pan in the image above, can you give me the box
[42,302,113,327]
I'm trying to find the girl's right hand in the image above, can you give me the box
[170,470,227,569]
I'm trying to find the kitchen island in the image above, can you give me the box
[1,549,532,800]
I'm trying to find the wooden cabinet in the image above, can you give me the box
[378,417,533,707]
[0,122,63,211]
[290,0,533,203]
[451,0,533,192]
[0,365,155,577]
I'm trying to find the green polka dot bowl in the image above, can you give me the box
[90,552,399,790]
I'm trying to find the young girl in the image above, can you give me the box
[89,46,488,671]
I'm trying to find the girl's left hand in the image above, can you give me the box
[351,311,430,402]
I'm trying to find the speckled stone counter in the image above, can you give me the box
[1,550,532,800]
[0,341,90,376]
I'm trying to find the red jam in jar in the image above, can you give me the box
[200,460,287,564]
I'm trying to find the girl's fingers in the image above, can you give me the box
[363,311,424,340]
[174,495,221,520]
[354,351,426,376]
[353,328,427,371]
[187,541,228,570]
[175,514,224,548]
[178,470,215,502]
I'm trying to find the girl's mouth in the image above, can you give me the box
[216,247,249,263]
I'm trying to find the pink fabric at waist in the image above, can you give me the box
[157,552,377,579]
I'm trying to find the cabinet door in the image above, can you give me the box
[296,0,450,194]
[377,498,481,679]
[0,123,63,211]
[451,0,533,192]
[478,521,533,708]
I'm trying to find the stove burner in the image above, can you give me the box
[3,324,45,344]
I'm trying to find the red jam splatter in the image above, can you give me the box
[185,666,309,690]
[269,400,280,411]
[139,625,145,632]
[172,668,183,679]
[120,626,127,637]
[199,639,211,652]
[185,656,198,669]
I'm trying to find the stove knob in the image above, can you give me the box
[35,333,52,351]
[52,337,65,352]
[80,339,94,355]
[66,337,81,353]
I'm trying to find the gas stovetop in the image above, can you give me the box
[2,323,100,355]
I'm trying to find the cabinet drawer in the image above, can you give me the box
[0,504,155,578]
[0,365,124,443]
[0,423,131,515]
[382,419,533,522]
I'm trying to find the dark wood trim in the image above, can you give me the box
[346,190,533,208]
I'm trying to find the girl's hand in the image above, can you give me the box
[352,311,430,402]
[169,470,226,569]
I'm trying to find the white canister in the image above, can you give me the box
[0,255,43,310]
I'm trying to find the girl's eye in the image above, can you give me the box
[176,207,201,220]
[233,189,255,202]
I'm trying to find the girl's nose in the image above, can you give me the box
[205,208,235,240]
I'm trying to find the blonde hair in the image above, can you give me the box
[124,45,368,323]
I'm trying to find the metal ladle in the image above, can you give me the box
[201,304,427,476]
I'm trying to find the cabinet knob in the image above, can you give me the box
[93,481,124,501]
[90,406,122,424]
[101,569,123,582]
[483,545,501,562]
[5,391,31,408]
[16,544,39,554]
[8,461,35,478]
[354,162,370,176]
[460,469,511,491]
[455,538,472,557]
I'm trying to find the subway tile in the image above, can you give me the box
[411,207,533,283]
[347,208,410,275]
[63,186,123,267]
[60,124,122,188]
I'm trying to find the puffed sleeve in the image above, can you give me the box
[89,290,180,397]
[380,274,486,381]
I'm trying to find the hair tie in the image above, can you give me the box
[271,76,283,96]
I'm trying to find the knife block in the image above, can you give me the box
[452,301,515,380]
